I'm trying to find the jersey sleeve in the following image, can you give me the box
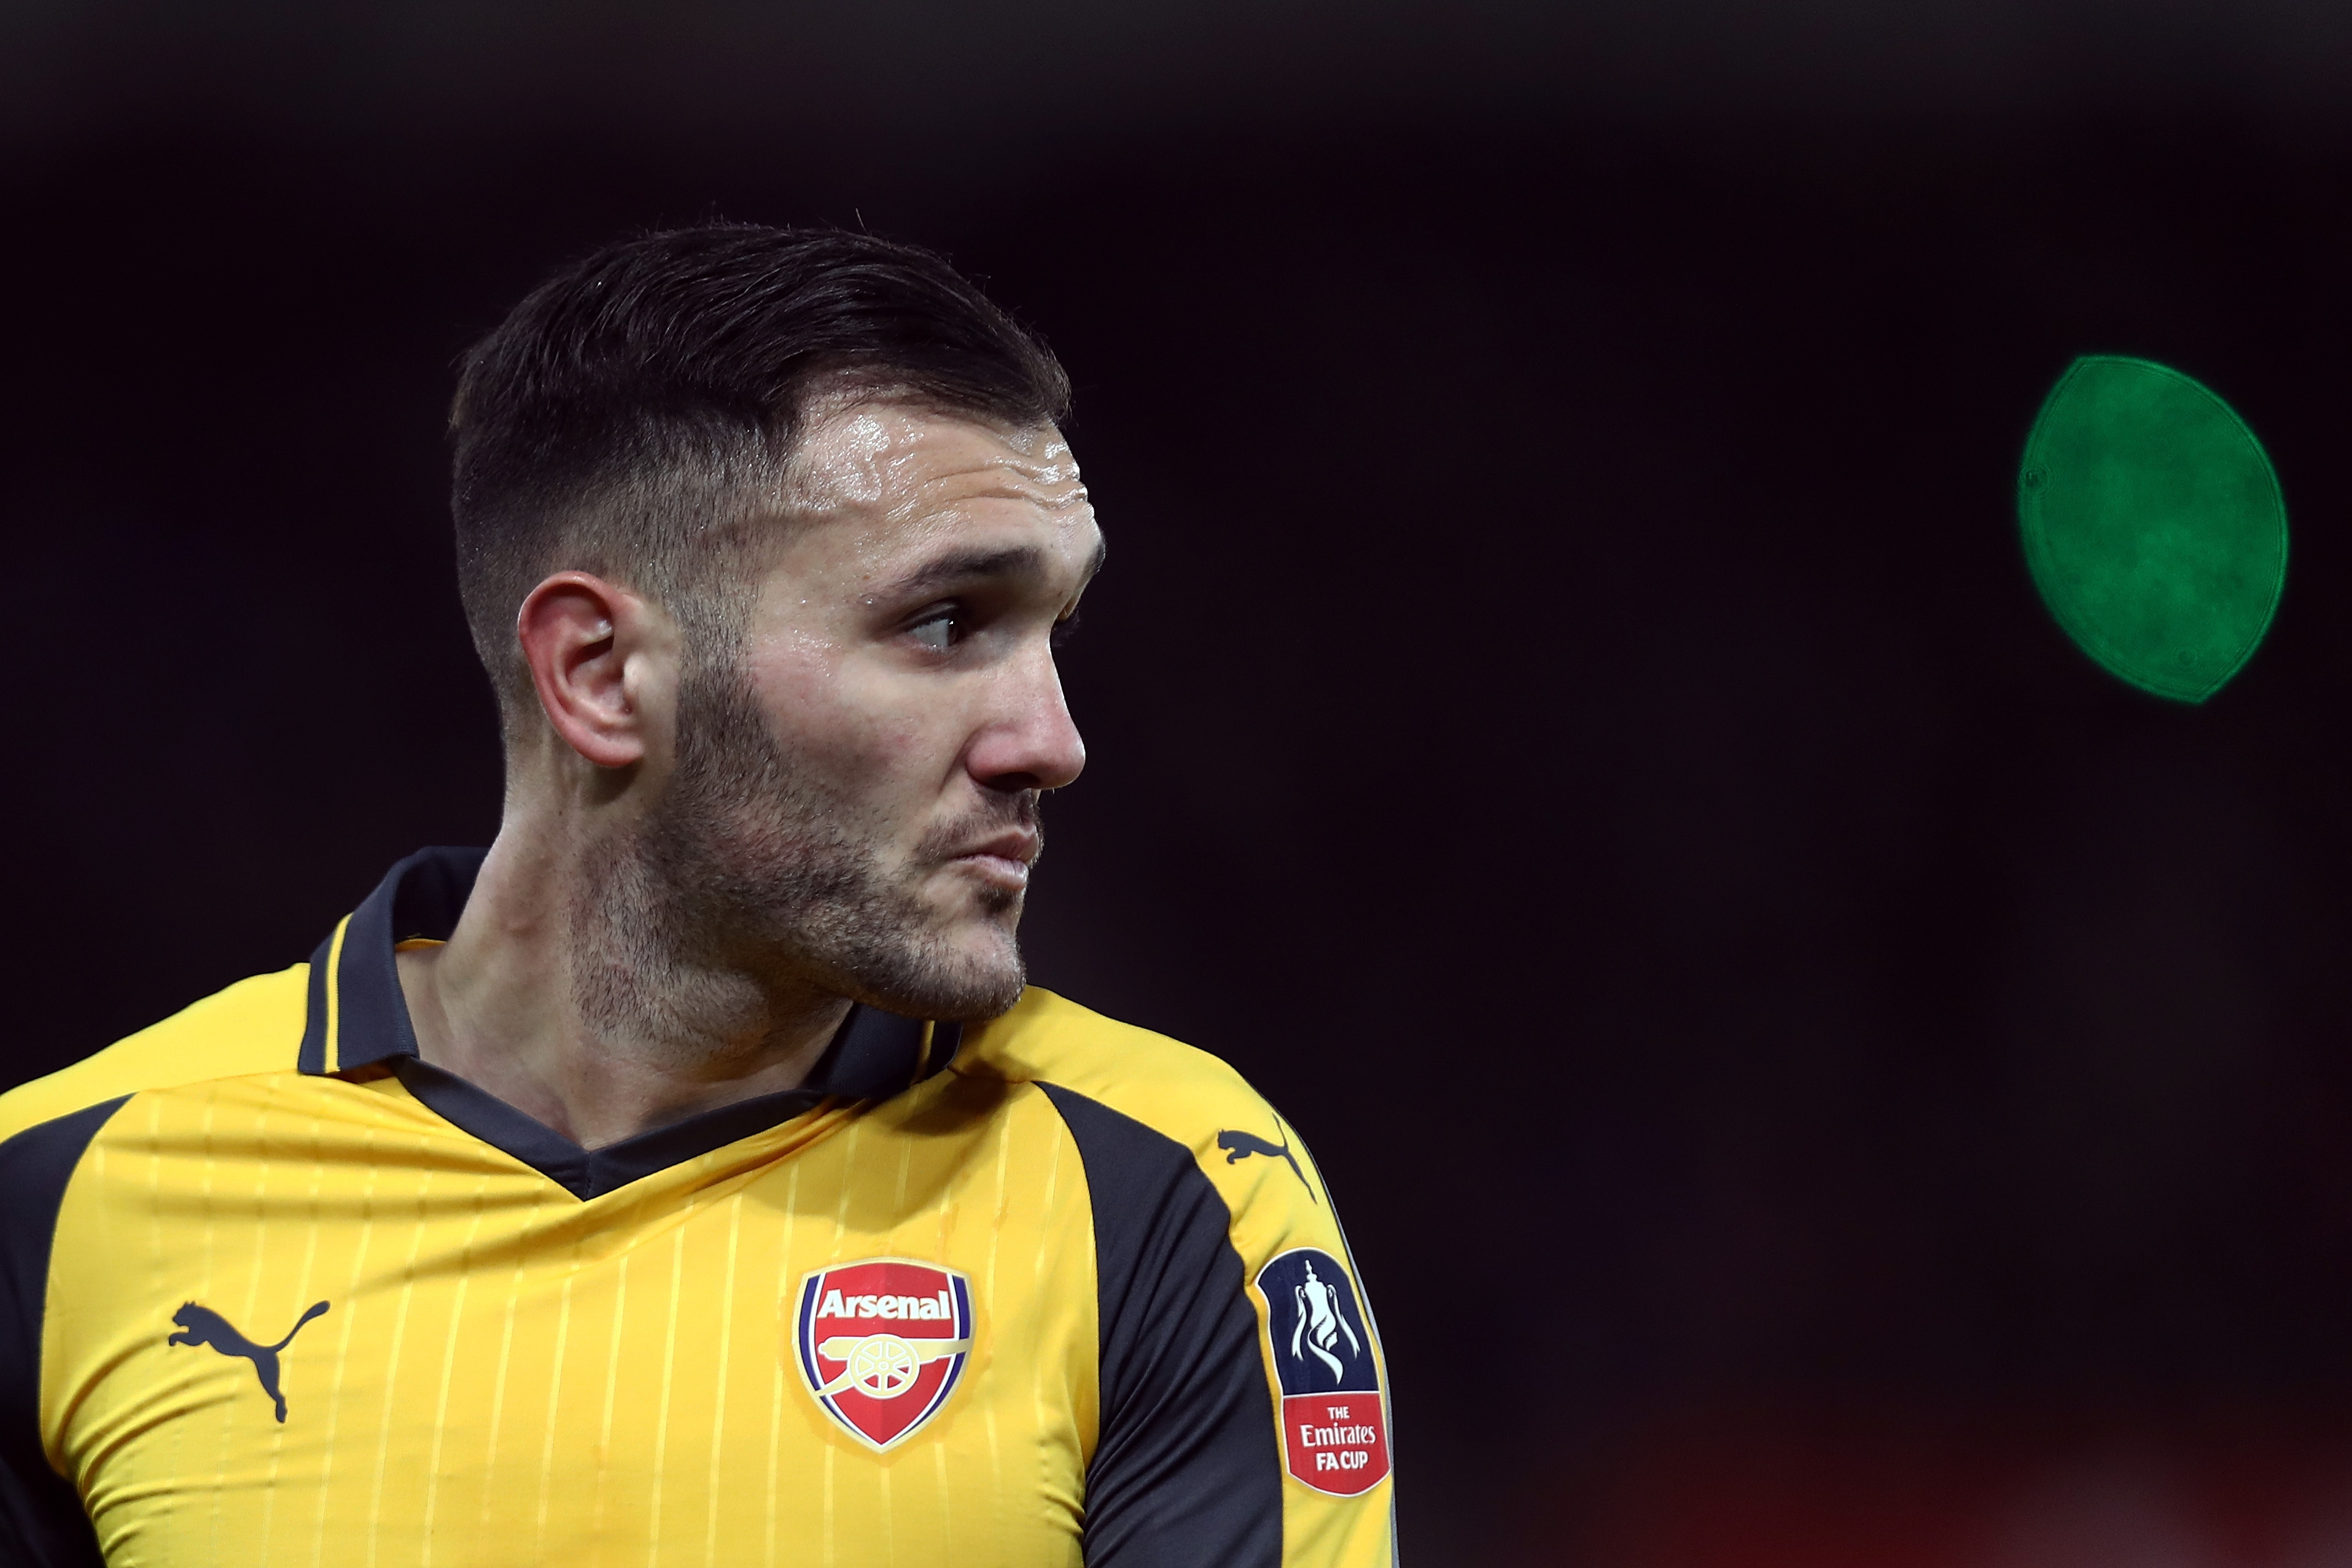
[912,987,1399,1564]
[1191,1107,1397,1566]
[0,1101,125,1568]
[1037,1084,1286,1566]
[1029,1070,1396,1568]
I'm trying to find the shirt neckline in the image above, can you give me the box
[295,847,959,1198]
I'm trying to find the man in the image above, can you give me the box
[0,227,1394,1566]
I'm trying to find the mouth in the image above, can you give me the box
[944,829,1038,892]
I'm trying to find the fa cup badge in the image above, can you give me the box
[1256,1248,1390,1496]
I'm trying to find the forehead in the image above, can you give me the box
[780,399,1094,566]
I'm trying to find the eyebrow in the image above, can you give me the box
[877,536,1107,604]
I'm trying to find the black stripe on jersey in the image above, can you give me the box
[386,845,490,944]
[331,847,488,1071]
[392,1061,833,1201]
[1037,1083,1282,1568]
[298,846,488,1076]
[0,1098,128,1568]
[820,1006,949,1101]
[390,1004,940,1201]
[919,1020,965,1081]
[296,925,334,1074]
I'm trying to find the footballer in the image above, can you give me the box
[0,227,1395,1566]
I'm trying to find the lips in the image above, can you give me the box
[946,829,1038,888]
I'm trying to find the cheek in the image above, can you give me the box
[746,643,959,790]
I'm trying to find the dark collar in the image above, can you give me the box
[295,847,960,1199]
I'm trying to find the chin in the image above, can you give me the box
[937,926,1027,1009]
[853,918,1027,1023]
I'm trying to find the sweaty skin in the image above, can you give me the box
[397,402,1102,1149]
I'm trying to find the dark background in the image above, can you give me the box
[7,4,2352,1562]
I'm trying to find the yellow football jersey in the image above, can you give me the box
[0,849,1395,1566]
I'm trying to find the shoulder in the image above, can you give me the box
[0,964,310,1145]
[954,987,1339,1261]
[954,985,1271,1133]
[954,987,1270,1124]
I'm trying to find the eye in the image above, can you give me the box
[908,608,960,653]
[1050,611,1081,651]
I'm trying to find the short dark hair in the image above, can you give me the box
[450,224,1071,734]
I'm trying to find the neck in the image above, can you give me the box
[397,817,852,1151]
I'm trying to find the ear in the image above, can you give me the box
[515,572,670,769]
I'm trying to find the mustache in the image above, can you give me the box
[914,792,1043,863]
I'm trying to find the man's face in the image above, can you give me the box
[641,400,1100,1021]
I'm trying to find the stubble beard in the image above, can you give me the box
[572,660,1036,1045]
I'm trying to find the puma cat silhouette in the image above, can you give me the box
[1216,1129,1317,1202]
[166,1300,330,1422]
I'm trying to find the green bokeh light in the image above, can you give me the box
[2019,356,2286,704]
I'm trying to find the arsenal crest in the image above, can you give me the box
[1256,1248,1390,1496]
[793,1258,974,1451]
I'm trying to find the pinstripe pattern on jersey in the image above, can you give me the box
[42,1066,1094,1567]
[0,848,1395,1566]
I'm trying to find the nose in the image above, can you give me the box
[964,649,1086,794]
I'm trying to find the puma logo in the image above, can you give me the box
[166,1300,330,1422]
[1217,1129,1317,1203]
